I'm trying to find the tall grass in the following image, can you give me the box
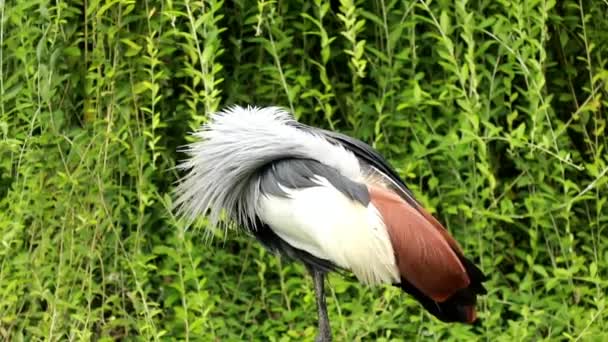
[1,0,607,340]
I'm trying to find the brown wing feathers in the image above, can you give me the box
[369,186,470,301]
[369,185,486,323]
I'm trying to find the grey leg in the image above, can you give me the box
[310,268,332,342]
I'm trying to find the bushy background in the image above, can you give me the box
[1,0,607,340]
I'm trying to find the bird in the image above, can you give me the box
[173,105,487,341]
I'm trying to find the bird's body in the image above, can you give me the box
[174,106,487,340]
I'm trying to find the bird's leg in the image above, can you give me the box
[310,268,332,342]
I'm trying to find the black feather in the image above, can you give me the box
[395,255,487,323]
[318,129,420,207]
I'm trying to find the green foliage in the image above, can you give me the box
[1,0,607,340]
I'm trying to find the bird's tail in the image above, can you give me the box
[369,186,487,323]
[411,207,488,323]
[397,254,487,323]
[173,106,360,231]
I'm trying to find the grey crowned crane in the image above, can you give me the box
[174,106,487,341]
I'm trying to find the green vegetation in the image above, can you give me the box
[1,0,607,340]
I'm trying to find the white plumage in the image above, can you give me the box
[174,106,363,228]
[257,176,399,285]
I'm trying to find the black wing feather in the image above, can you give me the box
[319,129,420,207]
